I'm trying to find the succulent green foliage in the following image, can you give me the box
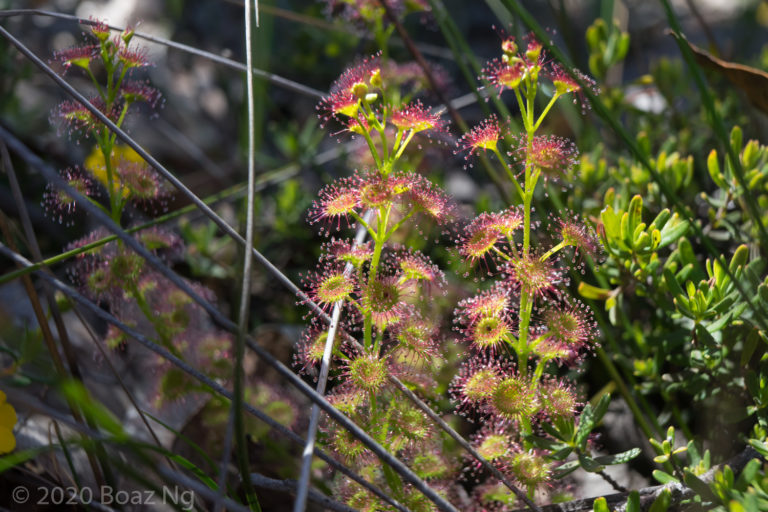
[585,18,630,81]
[582,193,689,311]
[528,394,640,478]
[600,194,689,274]
[663,244,750,327]
[704,126,768,241]
[586,123,768,434]
[647,426,768,511]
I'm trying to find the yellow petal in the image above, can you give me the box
[0,426,15,453]
[0,403,17,429]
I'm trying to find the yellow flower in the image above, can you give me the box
[0,390,17,453]
[84,145,144,199]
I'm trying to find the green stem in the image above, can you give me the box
[377,124,390,164]
[392,130,415,162]
[492,246,511,261]
[491,147,525,202]
[540,240,567,261]
[109,100,131,146]
[349,210,377,239]
[360,124,382,169]
[516,290,533,377]
[364,206,390,351]
[393,128,404,155]
[533,93,561,132]
[113,65,128,101]
[532,357,549,382]
[383,209,415,240]
[98,139,120,223]
[514,87,530,132]
[86,67,106,101]
[522,155,533,254]
[369,207,390,283]
[526,85,535,129]
[127,281,173,352]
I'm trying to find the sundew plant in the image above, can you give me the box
[2,2,768,512]
[293,15,645,509]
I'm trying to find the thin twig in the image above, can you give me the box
[0,9,324,99]
[213,411,236,512]
[233,1,260,508]
[596,470,627,493]
[682,0,720,55]
[253,473,358,512]
[294,210,372,512]
[70,305,175,469]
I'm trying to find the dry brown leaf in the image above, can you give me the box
[674,32,768,114]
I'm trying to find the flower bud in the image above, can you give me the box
[122,26,135,45]
[501,37,517,56]
[369,68,383,88]
[526,39,543,62]
[351,81,368,98]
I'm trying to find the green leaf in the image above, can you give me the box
[729,245,749,273]
[735,459,761,490]
[592,497,611,512]
[620,211,631,244]
[540,420,567,441]
[601,205,621,241]
[551,446,576,461]
[593,448,641,465]
[61,380,126,439]
[0,447,52,473]
[651,228,662,250]
[626,491,641,512]
[652,208,672,229]
[664,268,686,299]
[748,439,768,457]
[742,330,760,366]
[617,33,630,61]
[708,150,727,189]
[575,405,595,449]
[712,258,727,289]
[553,460,581,478]
[658,214,689,248]
[526,434,561,451]
[579,282,613,301]
[649,488,672,512]
[652,470,680,484]
[684,469,717,501]
[169,453,219,490]
[677,237,698,266]
[758,284,768,305]
[628,195,644,236]
[649,438,665,453]
[592,393,612,424]
[696,324,716,346]
[730,125,743,157]
[579,452,605,472]
[743,139,760,169]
